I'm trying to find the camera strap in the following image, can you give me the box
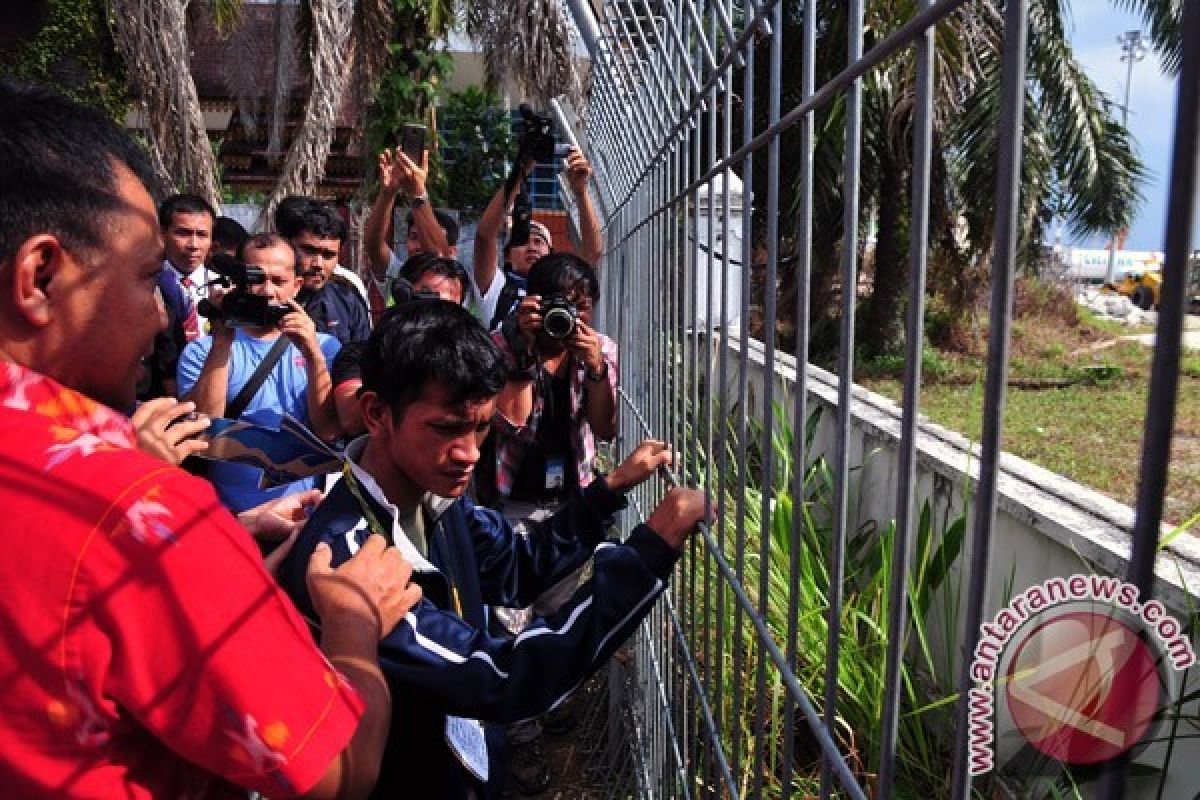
[226,336,292,420]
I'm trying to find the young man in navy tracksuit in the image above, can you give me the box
[278,301,707,799]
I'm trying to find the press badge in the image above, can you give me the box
[545,456,566,490]
[445,715,489,782]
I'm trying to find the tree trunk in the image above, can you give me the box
[260,0,355,226]
[107,0,221,208]
[860,150,909,357]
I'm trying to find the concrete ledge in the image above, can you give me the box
[718,333,1200,614]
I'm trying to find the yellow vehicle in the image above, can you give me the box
[1103,270,1162,310]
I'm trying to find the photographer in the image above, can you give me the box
[474,108,602,332]
[482,253,617,509]
[275,197,372,345]
[178,233,341,513]
[278,301,708,799]
[476,252,617,790]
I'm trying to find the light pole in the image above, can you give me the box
[1105,29,1148,284]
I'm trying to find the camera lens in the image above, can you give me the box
[542,307,575,339]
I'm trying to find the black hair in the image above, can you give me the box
[405,208,460,246]
[213,216,249,251]
[274,195,347,242]
[525,252,600,303]
[0,80,159,264]
[361,301,505,417]
[157,193,216,229]
[394,253,470,304]
[237,232,296,274]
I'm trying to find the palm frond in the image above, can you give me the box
[206,0,244,34]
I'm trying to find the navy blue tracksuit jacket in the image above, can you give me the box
[278,455,680,799]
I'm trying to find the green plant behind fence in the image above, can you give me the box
[684,406,967,797]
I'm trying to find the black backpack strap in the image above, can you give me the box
[226,336,292,419]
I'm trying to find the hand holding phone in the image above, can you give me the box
[131,398,211,465]
[401,123,427,164]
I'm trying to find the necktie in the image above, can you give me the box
[180,275,201,342]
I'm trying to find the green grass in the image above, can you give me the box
[859,318,1200,527]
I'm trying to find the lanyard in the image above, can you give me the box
[341,461,389,539]
[340,461,464,616]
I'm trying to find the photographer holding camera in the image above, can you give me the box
[474,106,603,332]
[178,233,341,513]
[476,252,616,793]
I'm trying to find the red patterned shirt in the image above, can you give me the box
[0,362,362,798]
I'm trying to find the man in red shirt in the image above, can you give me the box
[0,80,421,798]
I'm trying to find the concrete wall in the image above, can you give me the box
[708,333,1200,797]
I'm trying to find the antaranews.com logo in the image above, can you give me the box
[967,574,1196,776]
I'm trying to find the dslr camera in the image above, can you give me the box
[516,103,556,164]
[540,294,577,339]
[197,253,291,328]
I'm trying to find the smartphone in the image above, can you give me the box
[400,123,427,163]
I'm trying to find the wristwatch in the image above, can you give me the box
[410,193,429,209]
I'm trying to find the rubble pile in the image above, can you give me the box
[1076,289,1157,326]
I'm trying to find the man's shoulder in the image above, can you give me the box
[324,276,367,304]
[0,409,224,534]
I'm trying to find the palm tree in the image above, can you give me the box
[749,0,1177,357]
[106,0,584,222]
[465,0,586,107]
[108,0,222,209]
[107,0,394,218]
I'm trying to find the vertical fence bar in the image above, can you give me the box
[948,0,1029,795]
[700,0,720,788]
[876,0,936,793]
[713,0,736,774]
[821,0,864,793]
[730,0,755,778]
[684,13,702,771]
[1099,0,1199,792]
[782,0,818,794]
[750,0,783,792]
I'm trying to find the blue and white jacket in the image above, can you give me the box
[277,441,681,799]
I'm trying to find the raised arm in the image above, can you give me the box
[364,149,403,279]
[569,323,617,441]
[475,161,533,295]
[396,150,452,257]
[565,148,603,265]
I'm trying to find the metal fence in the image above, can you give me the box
[554,0,1200,796]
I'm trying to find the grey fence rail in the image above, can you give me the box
[556,0,1199,796]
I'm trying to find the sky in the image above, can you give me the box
[1066,2,1187,252]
